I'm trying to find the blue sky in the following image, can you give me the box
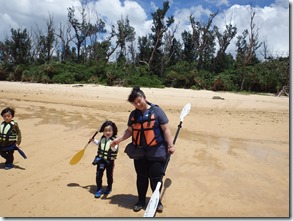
[0,0,290,59]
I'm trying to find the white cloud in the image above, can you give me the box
[84,0,149,36]
[0,0,289,60]
[212,4,289,58]
[0,0,81,38]
[172,5,213,41]
[172,1,289,59]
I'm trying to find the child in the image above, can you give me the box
[91,120,118,198]
[0,107,22,170]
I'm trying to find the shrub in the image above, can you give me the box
[21,69,51,83]
[125,73,163,88]
[52,71,75,84]
[212,71,239,91]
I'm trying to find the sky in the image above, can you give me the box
[0,0,290,60]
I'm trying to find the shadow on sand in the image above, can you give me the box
[0,162,26,170]
[67,178,172,210]
[67,182,96,194]
[67,182,137,209]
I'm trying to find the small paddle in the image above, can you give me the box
[144,103,191,217]
[15,146,27,159]
[69,131,98,165]
[1,145,27,159]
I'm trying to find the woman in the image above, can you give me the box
[111,87,175,213]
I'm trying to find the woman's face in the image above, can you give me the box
[132,96,147,111]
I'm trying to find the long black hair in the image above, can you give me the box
[99,120,118,137]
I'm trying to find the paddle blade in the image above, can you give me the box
[16,147,27,159]
[69,148,86,165]
[144,182,162,217]
[17,149,27,159]
[180,103,191,122]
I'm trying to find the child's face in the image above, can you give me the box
[103,125,113,138]
[2,112,13,123]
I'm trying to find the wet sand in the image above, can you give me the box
[0,81,289,217]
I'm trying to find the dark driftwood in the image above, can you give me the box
[212,96,225,100]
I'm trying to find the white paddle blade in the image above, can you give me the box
[144,182,162,217]
[180,103,191,121]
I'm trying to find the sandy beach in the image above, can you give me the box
[0,81,289,218]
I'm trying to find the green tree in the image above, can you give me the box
[88,41,110,64]
[98,16,135,63]
[181,30,196,63]
[86,11,106,63]
[189,11,218,70]
[34,14,56,63]
[0,41,10,64]
[116,16,136,62]
[137,36,152,64]
[165,61,197,88]
[55,21,74,63]
[252,57,289,93]
[138,1,174,76]
[235,7,262,90]
[165,37,182,66]
[67,6,104,63]
[213,23,237,73]
[6,28,32,65]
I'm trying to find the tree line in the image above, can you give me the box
[0,1,289,95]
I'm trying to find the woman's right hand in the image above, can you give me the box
[167,145,175,154]
[111,128,132,147]
[110,138,119,147]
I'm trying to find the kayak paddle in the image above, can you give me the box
[69,131,98,165]
[144,103,191,217]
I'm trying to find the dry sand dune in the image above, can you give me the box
[0,81,289,218]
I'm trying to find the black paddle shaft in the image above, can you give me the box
[160,121,183,180]
[87,131,99,144]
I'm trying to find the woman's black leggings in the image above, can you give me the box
[134,158,165,203]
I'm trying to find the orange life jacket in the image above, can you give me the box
[130,105,163,147]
